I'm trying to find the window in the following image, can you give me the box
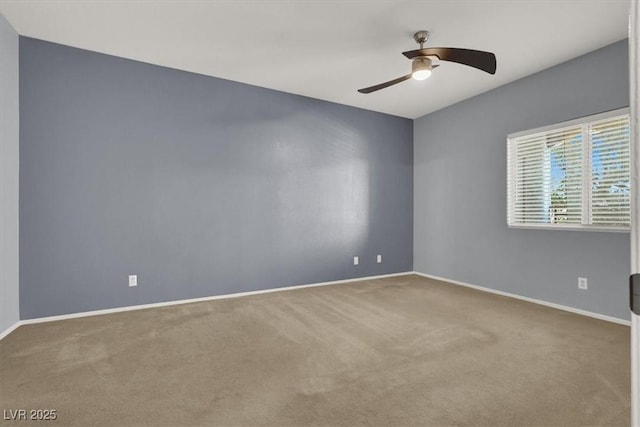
[507,109,630,231]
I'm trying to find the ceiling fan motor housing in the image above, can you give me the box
[412,57,432,73]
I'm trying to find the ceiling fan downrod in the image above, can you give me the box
[413,30,430,49]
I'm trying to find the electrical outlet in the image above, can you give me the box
[578,277,588,290]
[377,254,382,263]
[353,256,359,266]
[128,275,138,287]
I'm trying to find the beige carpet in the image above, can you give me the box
[0,275,630,426]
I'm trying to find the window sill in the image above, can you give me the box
[508,223,630,233]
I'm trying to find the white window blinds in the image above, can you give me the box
[589,116,631,227]
[507,109,630,231]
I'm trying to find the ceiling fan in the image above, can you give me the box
[357,31,497,94]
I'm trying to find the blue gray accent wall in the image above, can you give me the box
[414,40,630,320]
[19,37,413,319]
[0,14,20,335]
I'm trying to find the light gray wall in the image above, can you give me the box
[0,14,20,334]
[414,40,630,320]
[19,37,413,319]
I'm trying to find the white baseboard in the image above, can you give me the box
[0,321,21,341]
[3,271,414,337]
[412,271,631,326]
[4,269,627,341]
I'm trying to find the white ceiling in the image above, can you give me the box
[0,0,630,119]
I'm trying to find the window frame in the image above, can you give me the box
[507,107,630,233]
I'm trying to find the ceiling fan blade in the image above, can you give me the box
[358,74,412,94]
[402,48,496,74]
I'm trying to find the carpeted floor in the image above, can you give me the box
[0,275,630,426]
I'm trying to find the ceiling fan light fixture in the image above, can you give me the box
[412,69,431,81]
[412,57,432,80]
